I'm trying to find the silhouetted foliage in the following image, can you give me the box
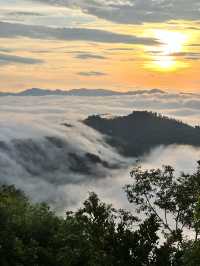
[0,186,160,266]
[1,162,200,265]
[125,161,200,265]
[125,162,200,242]
[84,111,200,157]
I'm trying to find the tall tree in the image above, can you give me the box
[125,161,200,245]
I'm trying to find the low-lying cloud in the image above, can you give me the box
[0,91,200,213]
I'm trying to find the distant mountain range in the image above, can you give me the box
[84,111,200,157]
[0,88,165,97]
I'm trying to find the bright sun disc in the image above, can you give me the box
[149,30,188,71]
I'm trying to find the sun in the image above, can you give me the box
[147,30,188,71]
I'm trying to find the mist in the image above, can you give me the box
[0,92,200,213]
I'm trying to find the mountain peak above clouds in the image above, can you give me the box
[84,111,200,157]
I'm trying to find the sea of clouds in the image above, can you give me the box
[0,91,200,214]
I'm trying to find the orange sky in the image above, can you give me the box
[0,1,200,93]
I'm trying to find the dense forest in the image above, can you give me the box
[84,111,200,157]
[1,162,200,265]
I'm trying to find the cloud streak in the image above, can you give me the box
[77,71,107,76]
[0,21,157,45]
[75,53,107,60]
[0,53,43,65]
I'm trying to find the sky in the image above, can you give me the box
[0,0,200,92]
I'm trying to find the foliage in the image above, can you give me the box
[125,161,200,243]
[1,161,200,265]
[0,186,160,266]
[124,161,200,265]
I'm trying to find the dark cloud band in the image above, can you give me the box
[0,53,43,65]
[0,21,157,45]
[30,0,200,24]
[77,71,107,76]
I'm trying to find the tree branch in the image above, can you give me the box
[144,193,173,234]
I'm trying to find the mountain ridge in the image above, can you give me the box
[84,111,200,157]
[0,88,166,97]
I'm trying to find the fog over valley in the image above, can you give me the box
[0,91,200,214]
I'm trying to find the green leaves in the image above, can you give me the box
[1,160,200,266]
[125,162,200,247]
[0,186,160,266]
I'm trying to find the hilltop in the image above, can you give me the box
[84,111,200,157]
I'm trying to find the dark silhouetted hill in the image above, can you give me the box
[84,111,200,157]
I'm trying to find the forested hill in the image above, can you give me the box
[84,111,200,157]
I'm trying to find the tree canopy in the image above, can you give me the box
[1,162,200,265]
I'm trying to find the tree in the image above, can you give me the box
[0,185,64,266]
[1,160,200,265]
[125,161,200,260]
[181,197,200,266]
[0,187,160,266]
[64,192,160,266]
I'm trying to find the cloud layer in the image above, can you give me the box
[0,92,200,213]
[31,0,200,24]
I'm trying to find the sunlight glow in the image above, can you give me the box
[149,30,188,71]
